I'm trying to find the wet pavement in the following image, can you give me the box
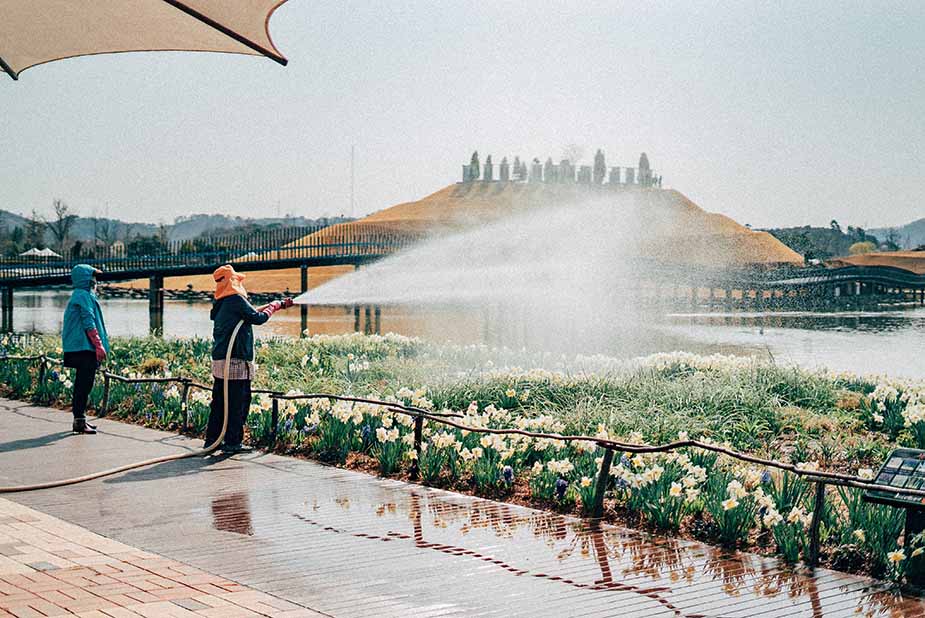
[2,399,925,617]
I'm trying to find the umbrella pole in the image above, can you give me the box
[160,0,288,66]
[0,55,18,81]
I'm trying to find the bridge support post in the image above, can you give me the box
[364,306,372,335]
[0,287,12,333]
[300,265,308,337]
[374,306,381,335]
[353,305,361,333]
[149,275,164,336]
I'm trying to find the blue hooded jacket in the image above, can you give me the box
[62,264,110,354]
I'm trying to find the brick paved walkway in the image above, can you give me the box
[2,398,925,617]
[0,499,323,617]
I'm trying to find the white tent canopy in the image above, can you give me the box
[19,247,62,258]
[0,0,289,80]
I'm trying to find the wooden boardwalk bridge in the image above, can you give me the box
[0,224,421,333]
[2,222,923,335]
[623,263,925,313]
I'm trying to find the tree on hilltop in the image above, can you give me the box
[25,210,45,248]
[593,149,606,184]
[849,241,877,255]
[43,199,77,252]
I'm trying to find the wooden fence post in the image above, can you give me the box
[410,415,423,480]
[807,481,826,567]
[99,373,111,417]
[180,379,191,432]
[592,446,615,519]
[34,355,47,402]
[270,397,279,448]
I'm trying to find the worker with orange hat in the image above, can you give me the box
[205,264,293,453]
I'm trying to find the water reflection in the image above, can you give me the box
[295,491,925,617]
[12,290,925,378]
[665,308,925,378]
[211,491,254,536]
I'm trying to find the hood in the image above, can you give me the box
[71,264,100,291]
[213,264,248,300]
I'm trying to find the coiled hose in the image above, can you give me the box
[0,320,244,494]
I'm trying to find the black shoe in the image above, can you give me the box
[72,419,97,435]
[222,443,253,454]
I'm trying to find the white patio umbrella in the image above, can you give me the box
[0,0,290,80]
[18,248,42,257]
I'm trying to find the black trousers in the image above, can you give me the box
[205,379,252,447]
[63,351,97,420]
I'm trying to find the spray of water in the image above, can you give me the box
[296,191,697,353]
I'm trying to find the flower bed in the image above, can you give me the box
[2,332,924,581]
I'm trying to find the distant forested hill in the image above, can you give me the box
[762,225,882,261]
[0,209,353,256]
[869,218,925,249]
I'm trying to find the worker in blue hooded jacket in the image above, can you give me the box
[61,264,110,434]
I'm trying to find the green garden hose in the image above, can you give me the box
[0,320,245,494]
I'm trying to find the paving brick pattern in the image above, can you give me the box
[3,399,925,617]
[0,499,324,617]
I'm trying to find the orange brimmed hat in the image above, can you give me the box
[213,264,247,300]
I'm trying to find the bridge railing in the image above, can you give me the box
[0,224,424,284]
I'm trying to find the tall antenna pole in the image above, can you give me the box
[350,144,356,218]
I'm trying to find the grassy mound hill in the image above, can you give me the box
[127,183,802,294]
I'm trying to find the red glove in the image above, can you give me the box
[261,300,283,318]
[281,297,294,309]
[86,328,107,363]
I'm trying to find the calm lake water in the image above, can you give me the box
[11,290,925,379]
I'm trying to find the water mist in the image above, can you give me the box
[296,192,683,354]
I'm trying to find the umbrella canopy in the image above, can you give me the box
[0,0,289,80]
[18,248,42,257]
[37,248,63,258]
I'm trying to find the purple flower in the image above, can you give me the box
[555,478,568,500]
[361,424,372,442]
[502,465,514,485]
[761,469,772,485]
[620,453,630,467]
[51,370,59,381]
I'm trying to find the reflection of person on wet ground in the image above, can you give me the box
[211,492,254,536]
[204,264,292,454]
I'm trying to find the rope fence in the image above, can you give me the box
[0,352,910,566]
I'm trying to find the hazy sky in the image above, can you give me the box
[2,1,923,229]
